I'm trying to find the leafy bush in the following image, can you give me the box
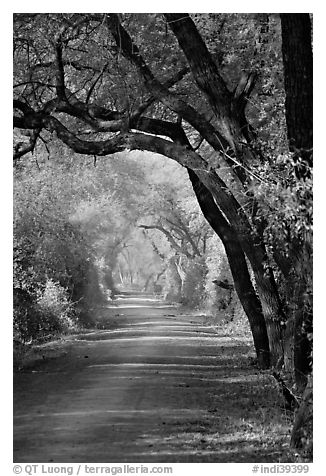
[14,279,77,343]
[13,159,107,341]
[253,152,312,260]
[35,279,76,334]
[14,287,41,343]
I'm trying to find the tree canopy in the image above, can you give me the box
[13,14,313,451]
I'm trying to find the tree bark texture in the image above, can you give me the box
[281,13,313,385]
[187,169,270,369]
[280,14,313,166]
[194,168,284,364]
[290,373,313,456]
[163,14,285,364]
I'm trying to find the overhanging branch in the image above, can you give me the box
[105,14,231,155]
[139,224,193,258]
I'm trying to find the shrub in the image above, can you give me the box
[35,279,77,335]
[13,287,41,343]
[13,160,106,341]
[13,278,78,343]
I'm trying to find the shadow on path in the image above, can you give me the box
[14,294,290,462]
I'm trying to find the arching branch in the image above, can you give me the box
[105,14,230,154]
[138,224,194,259]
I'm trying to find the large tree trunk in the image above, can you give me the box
[193,168,284,365]
[188,169,270,369]
[280,14,313,459]
[282,245,312,388]
[248,263,285,366]
[281,14,313,170]
[165,14,285,364]
[290,373,313,456]
[281,13,313,386]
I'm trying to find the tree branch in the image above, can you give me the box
[164,14,231,103]
[164,217,201,257]
[13,129,41,161]
[14,95,267,296]
[164,13,239,147]
[105,14,231,154]
[138,224,193,258]
[15,103,261,273]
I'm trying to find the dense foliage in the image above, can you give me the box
[13,13,312,456]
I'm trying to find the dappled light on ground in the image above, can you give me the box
[14,295,292,463]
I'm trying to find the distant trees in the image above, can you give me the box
[13,150,148,340]
[14,157,101,340]
[13,13,312,385]
[13,138,243,344]
[136,164,210,303]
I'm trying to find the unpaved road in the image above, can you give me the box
[14,294,288,463]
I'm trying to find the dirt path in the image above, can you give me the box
[14,294,290,463]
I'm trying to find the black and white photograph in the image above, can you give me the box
[12,7,314,470]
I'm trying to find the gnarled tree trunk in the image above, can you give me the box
[188,169,270,369]
[281,13,313,386]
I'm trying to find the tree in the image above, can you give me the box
[280,13,313,454]
[280,13,313,385]
[13,14,312,373]
[14,157,101,338]
[281,14,313,174]
[13,148,149,336]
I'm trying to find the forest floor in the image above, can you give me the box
[14,294,296,463]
